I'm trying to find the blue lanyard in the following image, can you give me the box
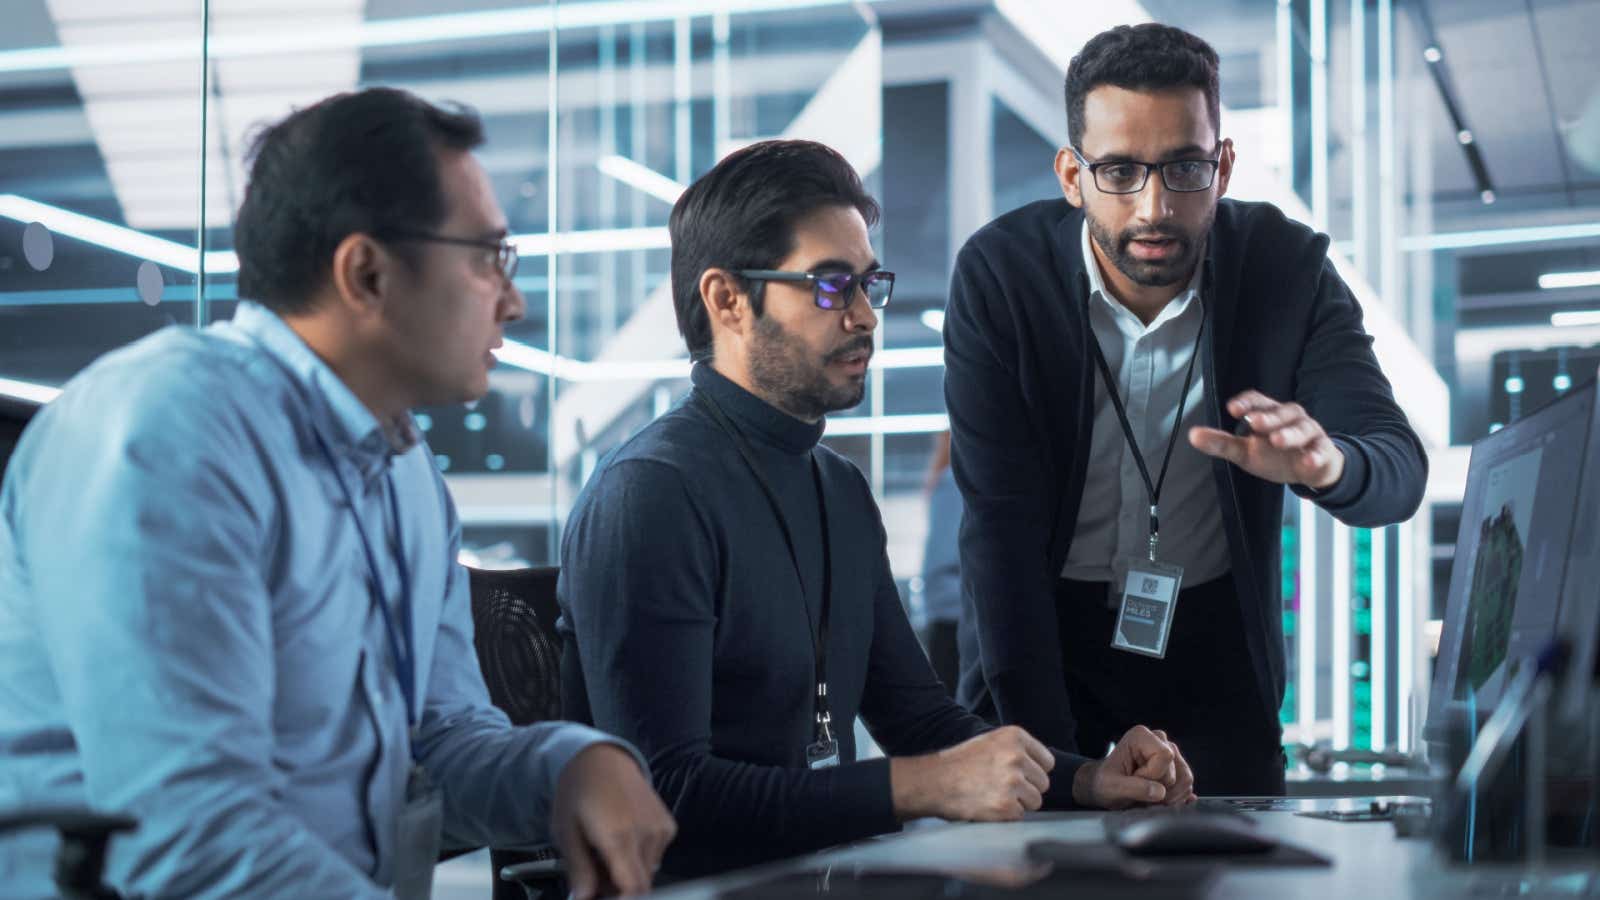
[313,431,419,741]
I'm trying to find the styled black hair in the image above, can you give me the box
[1064,23,1221,149]
[668,139,880,362]
[233,87,485,314]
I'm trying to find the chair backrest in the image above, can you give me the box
[466,566,563,726]
[0,396,40,486]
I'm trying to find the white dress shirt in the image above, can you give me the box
[1061,222,1232,585]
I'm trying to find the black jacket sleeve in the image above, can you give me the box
[561,459,897,873]
[942,243,1084,755]
[1286,254,1429,526]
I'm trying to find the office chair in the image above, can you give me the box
[0,808,137,900]
[465,565,567,900]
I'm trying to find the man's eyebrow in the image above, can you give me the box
[1087,145,1211,162]
[809,257,881,273]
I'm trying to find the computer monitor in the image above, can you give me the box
[1557,364,1600,720]
[1425,375,1598,743]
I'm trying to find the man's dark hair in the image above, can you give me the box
[233,87,485,314]
[668,139,880,362]
[1064,23,1221,149]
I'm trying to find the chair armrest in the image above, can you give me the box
[500,857,566,883]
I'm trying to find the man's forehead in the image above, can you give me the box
[1079,84,1215,153]
[438,148,508,233]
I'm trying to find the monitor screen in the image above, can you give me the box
[1425,379,1597,741]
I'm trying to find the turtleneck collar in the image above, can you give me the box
[691,362,826,455]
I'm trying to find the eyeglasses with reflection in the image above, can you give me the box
[736,268,895,310]
[378,229,519,280]
[1070,145,1222,194]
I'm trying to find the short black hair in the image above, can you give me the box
[668,139,880,362]
[1064,23,1221,149]
[233,87,485,314]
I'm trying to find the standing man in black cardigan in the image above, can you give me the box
[946,23,1428,796]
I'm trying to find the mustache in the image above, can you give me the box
[825,337,875,363]
[1121,226,1188,244]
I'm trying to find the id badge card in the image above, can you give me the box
[1109,558,1184,659]
[393,764,443,900]
[805,737,840,770]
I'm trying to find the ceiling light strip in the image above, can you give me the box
[0,0,852,73]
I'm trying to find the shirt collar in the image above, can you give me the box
[225,302,418,478]
[690,362,825,455]
[1080,220,1203,336]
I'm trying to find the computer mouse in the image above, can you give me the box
[1114,814,1278,856]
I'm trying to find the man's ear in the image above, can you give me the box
[1214,137,1236,199]
[328,232,390,318]
[700,267,748,336]
[1055,147,1085,208]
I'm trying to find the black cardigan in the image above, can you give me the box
[944,197,1428,754]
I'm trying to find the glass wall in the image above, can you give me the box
[0,0,1454,757]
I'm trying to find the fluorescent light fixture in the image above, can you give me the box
[1332,520,1351,750]
[494,339,946,384]
[873,346,943,369]
[919,310,946,333]
[513,227,672,256]
[597,155,685,205]
[1401,221,1600,252]
[1397,518,1414,752]
[1552,309,1600,327]
[824,413,948,436]
[0,193,239,274]
[0,193,675,279]
[1539,270,1600,290]
[0,0,853,74]
[1371,526,1389,751]
[1298,500,1319,743]
[0,376,62,405]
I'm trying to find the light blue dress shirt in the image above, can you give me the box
[0,302,636,899]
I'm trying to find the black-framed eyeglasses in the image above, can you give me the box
[378,228,519,280]
[736,268,895,310]
[1071,145,1222,194]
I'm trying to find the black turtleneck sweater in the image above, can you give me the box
[557,364,1089,879]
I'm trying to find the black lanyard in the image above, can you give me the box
[693,390,835,745]
[314,430,420,750]
[1083,273,1206,562]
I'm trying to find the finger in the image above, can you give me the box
[1098,774,1167,809]
[1018,780,1044,813]
[1018,731,1056,772]
[1267,420,1321,451]
[1166,745,1195,807]
[595,832,650,896]
[562,833,601,900]
[1020,758,1050,794]
[645,815,677,878]
[1243,400,1304,431]
[1188,426,1248,464]
[1226,390,1278,419]
[1132,743,1176,786]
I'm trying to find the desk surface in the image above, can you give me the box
[648,797,1598,899]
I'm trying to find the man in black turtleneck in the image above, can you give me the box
[557,139,1196,880]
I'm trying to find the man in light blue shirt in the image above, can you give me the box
[0,87,674,899]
